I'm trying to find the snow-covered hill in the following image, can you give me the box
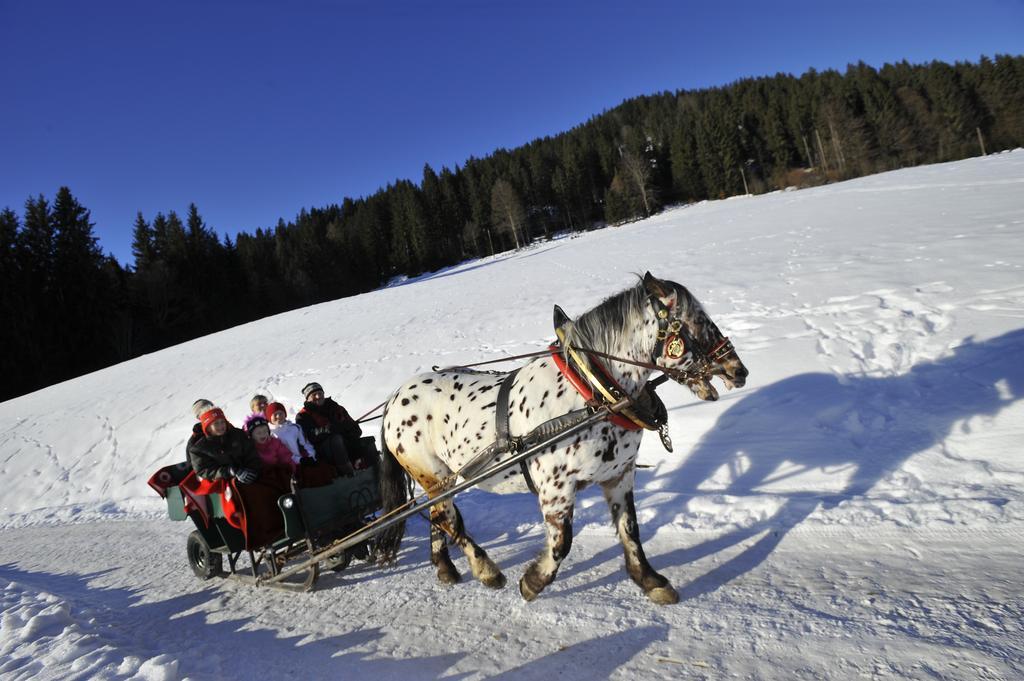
[2,153,1023,679]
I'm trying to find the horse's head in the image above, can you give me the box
[643,272,748,401]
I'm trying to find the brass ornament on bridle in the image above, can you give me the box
[665,336,686,359]
[648,291,735,383]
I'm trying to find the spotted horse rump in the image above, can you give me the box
[375,272,748,603]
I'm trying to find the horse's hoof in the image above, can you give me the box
[518,576,540,601]
[481,572,506,589]
[646,585,679,605]
[437,568,461,585]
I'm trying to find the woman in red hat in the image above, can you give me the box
[187,408,261,483]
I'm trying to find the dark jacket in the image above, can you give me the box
[297,397,362,448]
[187,425,262,481]
[185,422,203,460]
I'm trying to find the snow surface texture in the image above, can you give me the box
[2,152,1023,679]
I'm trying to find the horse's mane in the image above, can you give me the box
[563,278,652,356]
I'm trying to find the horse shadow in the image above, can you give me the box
[647,327,1024,600]
[486,625,667,680]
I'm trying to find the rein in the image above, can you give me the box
[355,337,734,425]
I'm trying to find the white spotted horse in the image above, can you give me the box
[375,272,748,603]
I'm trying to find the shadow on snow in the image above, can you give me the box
[0,563,467,680]
[647,327,1024,599]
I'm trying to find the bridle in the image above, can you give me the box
[646,293,735,384]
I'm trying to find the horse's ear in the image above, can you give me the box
[553,304,570,329]
[643,271,670,298]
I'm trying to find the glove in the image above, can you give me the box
[233,467,258,484]
[299,456,316,467]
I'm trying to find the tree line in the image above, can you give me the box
[3,55,1022,401]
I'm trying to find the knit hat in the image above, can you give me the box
[200,408,226,435]
[302,382,323,400]
[243,413,269,434]
[265,402,287,420]
[191,399,214,419]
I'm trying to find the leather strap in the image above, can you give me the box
[495,369,519,455]
[495,369,538,494]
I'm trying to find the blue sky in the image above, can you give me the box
[2,0,1022,264]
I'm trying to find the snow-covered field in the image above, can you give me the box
[2,152,1023,679]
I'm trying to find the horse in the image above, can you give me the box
[374,272,748,603]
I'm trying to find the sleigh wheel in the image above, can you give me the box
[187,531,223,579]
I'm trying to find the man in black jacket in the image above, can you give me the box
[296,382,362,476]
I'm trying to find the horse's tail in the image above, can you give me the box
[375,418,409,563]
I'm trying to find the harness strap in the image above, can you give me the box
[494,369,538,494]
[494,369,518,455]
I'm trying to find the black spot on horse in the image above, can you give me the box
[422,378,433,384]
[401,398,410,406]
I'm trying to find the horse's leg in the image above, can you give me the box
[429,504,460,584]
[519,495,575,602]
[602,472,678,604]
[430,496,506,589]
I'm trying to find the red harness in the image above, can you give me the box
[549,344,642,431]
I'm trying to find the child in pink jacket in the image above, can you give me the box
[243,414,295,473]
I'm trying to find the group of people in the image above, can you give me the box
[186,381,366,487]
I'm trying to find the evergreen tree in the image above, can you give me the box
[924,61,983,160]
[131,212,155,270]
[0,208,29,397]
[19,194,55,287]
[51,186,110,372]
[490,179,527,249]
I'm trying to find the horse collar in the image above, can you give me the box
[549,340,641,431]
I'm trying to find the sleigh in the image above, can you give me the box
[149,437,382,592]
